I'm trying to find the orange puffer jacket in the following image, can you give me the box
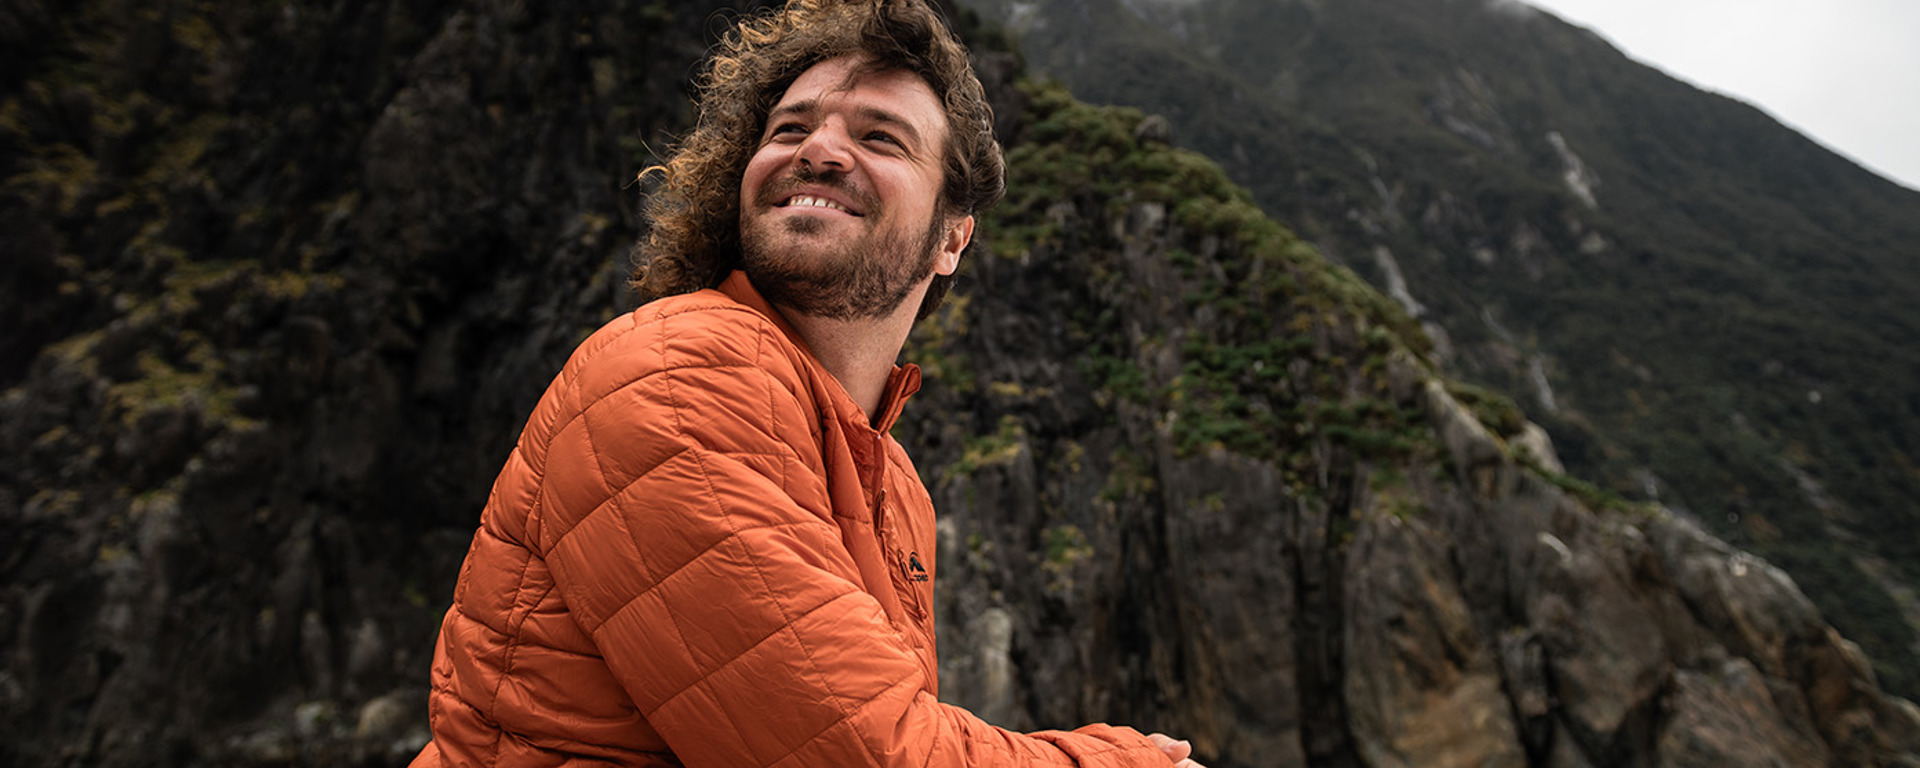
[413,272,1169,767]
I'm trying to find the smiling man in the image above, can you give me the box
[741,56,961,320]
[409,1,1201,766]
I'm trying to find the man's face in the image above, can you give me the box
[739,55,972,321]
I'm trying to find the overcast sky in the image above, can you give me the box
[1520,0,1920,191]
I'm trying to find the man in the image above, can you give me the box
[412,1,1203,765]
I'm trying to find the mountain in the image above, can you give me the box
[3,0,1918,766]
[953,0,1920,699]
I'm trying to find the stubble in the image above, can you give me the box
[741,170,946,321]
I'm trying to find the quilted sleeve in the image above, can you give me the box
[535,321,1171,768]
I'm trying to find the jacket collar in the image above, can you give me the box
[716,271,922,433]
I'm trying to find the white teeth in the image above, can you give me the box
[787,194,848,213]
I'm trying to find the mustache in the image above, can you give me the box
[753,165,880,212]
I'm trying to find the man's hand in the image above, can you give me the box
[1146,733,1208,768]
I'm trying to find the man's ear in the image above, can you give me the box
[935,215,974,276]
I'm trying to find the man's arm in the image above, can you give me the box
[533,327,1171,767]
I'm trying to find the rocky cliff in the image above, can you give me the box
[905,78,1920,767]
[3,0,716,762]
[956,0,1920,698]
[3,1,1916,766]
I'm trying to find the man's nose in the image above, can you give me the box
[795,122,854,172]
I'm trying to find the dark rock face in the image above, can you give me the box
[2,0,735,763]
[895,82,1920,766]
[3,2,1917,767]
[955,0,1920,700]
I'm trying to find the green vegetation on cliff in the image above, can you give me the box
[976,79,1435,489]
[963,0,1920,697]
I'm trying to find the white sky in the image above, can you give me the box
[1520,0,1920,191]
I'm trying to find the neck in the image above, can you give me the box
[777,289,926,424]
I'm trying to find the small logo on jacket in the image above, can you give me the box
[902,551,929,582]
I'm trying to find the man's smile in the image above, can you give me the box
[779,193,863,215]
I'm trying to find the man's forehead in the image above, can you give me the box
[772,56,946,133]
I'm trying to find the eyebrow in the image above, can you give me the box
[766,99,927,149]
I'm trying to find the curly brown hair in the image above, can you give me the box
[629,0,1004,321]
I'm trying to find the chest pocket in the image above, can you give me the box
[873,489,930,628]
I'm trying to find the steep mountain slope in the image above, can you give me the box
[958,0,1920,696]
[916,75,1920,767]
[3,0,1917,766]
[2,0,723,761]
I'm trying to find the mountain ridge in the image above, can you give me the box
[957,0,1920,697]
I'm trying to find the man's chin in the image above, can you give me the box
[740,210,942,322]
[742,259,926,323]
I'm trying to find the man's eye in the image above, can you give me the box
[770,123,808,138]
[866,132,902,147]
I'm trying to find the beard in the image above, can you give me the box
[740,174,947,322]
